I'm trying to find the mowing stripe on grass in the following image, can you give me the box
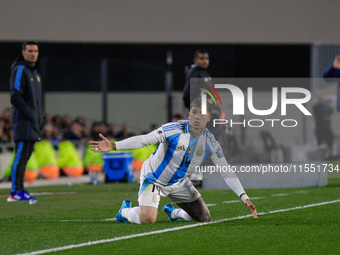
[223,197,264,203]
[271,193,288,197]
[17,199,340,255]
[30,192,77,196]
[222,200,240,203]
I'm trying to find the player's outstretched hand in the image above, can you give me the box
[244,199,258,219]
[89,133,114,152]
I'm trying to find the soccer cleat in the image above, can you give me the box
[23,190,38,204]
[163,203,179,222]
[7,190,30,202]
[116,200,132,223]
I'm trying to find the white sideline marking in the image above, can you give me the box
[17,199,340,255]
[102,218,116,221]
[206,204,216,207]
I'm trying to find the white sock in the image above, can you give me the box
[171,208,193,221]
[122,207,140,224]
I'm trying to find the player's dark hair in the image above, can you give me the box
[190,97,212,113]
[194,49,208,59]
[22,41,39,50]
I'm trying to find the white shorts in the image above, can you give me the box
[138,177,201,208]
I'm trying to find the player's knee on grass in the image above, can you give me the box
[139,206,158,224]
[177,197,211,222]
[140,214,157,224]
[197,212,211,222]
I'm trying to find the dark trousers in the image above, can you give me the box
[315,128,334,153]
[11,141,35,194]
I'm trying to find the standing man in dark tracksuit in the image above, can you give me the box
[323,55,340,112]
[7,41,44,203]
[182,49,212,109]
[313,94,334,155]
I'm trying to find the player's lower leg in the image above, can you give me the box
[163,204,193,221]
[116,200,132,223]
[172,208,194,221]
[122,207,140,224]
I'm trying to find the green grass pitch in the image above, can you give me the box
[1,179,339,255]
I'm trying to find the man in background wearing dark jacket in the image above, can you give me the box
[182,49,212,109]
[323,55,340,112]
[7,41,44,203]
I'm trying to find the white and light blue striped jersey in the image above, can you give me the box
[116,120,228,187]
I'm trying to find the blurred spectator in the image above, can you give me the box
[63,121,86,141]
[5,127,13,142]
[106,123,116,139]
[42,118,59,150]
[2,107,12,136]
[75,116,90,137]
[116,122,135,140]
[150,123,158,131]
[52,115,62,130]
[171,113,183,121]
[142,123,158,135]
[0,118,10,143]
[89,121,112,140]
[51,115,63,139]
[61,114,73,134]
[100,122,109,137]
[90,122,102,140]
[75,116,85,126]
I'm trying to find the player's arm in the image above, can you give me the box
[89,126,166,152]
[10,66,33,120]
[211,149,258,219]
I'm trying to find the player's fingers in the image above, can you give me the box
[89,144,99,148]
[99,133,107,140]
[246,201,253,208]
[89,141,98,145]
[246,202,256,212]
[252,209,258,219]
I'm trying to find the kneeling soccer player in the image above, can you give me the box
[89,98,258,224]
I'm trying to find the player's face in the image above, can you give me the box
[188,107,211,136]
[22,44,39,64]
[194,53,209,69]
